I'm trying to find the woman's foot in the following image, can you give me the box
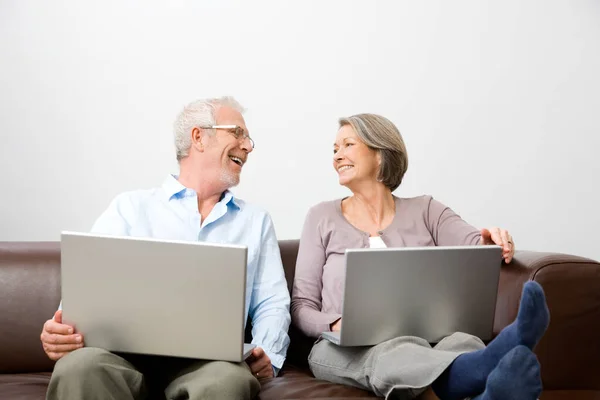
[472,345,542,400]
[432,281,549,400]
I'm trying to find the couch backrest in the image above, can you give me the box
[278,240,300,295]
[270,240,315,367]
[0,240,303,374]
[0,242,61,373]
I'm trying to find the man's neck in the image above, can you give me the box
[177,166,228,222]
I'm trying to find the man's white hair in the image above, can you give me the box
[173,96,245,162]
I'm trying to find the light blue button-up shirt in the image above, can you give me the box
[87,175,291,373]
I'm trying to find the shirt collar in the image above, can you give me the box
[162,174,241,209]
[219,189,241,210]
[162,174,187,199]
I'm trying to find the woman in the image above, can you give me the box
[291,113,549,400]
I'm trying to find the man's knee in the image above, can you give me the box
[203,361,256,384]
[52,347,115,379]
[51,346,141,389]
[48,347,145,400]
[184,361,260,400]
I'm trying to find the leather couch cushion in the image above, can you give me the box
[540,391,600,400]
[0,373,51,400]
[0,368,377,400]
[260,366,376,399]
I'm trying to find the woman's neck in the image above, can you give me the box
[343,183,395,235]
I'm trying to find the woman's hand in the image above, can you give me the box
[331,318,342,332]
[480,227,514,263]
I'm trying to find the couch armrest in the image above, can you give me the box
[494,251,600,391]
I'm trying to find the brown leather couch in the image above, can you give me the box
[1,240,599,400]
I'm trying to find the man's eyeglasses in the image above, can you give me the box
[201,125,255,149]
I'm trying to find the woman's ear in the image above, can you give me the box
[375,151,384,183]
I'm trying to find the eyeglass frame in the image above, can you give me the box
[200,125,255,149]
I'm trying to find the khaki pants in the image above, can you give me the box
[308,332,485,400]
[46,347,260,400]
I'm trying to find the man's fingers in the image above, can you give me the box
[44,319,74,335]
[53,310,62,324]
[247,347,271,375]
[249,355,270,372]
[43,333,82,345]
[251,347,264,357]
[253,361,273,378]
[247,348,274,379]
[247,347,265,366]
[43,342,83,353]
[257,364,273,378]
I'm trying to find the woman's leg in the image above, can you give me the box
[431,281,549,400]
[309,332,483,399]
[308,281,549,400]
[423,346,543,400]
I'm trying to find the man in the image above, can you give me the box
[40,97,291,399]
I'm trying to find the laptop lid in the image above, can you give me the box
[337,245,502,346]
[60,231,249,362]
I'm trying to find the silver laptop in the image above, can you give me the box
[321,245,502,346]
[60,231,255,362]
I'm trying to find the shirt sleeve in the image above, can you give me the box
[427,196,481,246]
[90,194,133,235]
[291,206,341,339]
[248,214,291,371]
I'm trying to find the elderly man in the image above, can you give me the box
[40,97,291,400]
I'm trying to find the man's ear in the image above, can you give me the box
[191,127,204,152]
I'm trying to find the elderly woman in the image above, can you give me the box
[291,113,550,400]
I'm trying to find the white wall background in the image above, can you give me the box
[1,0,599,261]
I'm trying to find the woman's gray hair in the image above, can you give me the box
[339,113,408,192]
[173,96,245,162]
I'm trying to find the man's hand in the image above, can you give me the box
[480,227,515,263]
[331,318,342,332]
[246,347,273,379]
[40,310,84,361]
